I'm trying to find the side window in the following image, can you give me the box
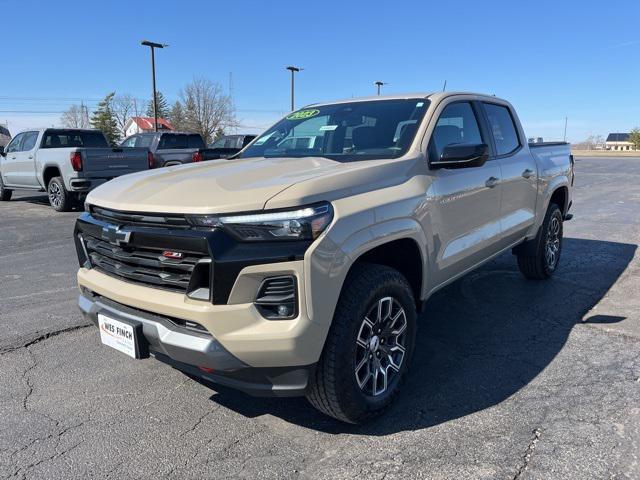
[5,133,25,153]
[135,135,153,148]
[483,103,520,156]
[21,132,39,151]
[187,134,205,149]
[429,102,483,160]
[121,136,136,147]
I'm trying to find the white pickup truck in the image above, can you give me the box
[74,92,574,423]
[0,128,151,211]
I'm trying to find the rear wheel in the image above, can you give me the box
[47,176,71,212]
[0,176,12,201]
[306,263,417,424]
[517,203,563,279]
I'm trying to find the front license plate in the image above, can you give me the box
[98,314,137,359]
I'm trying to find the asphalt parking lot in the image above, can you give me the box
[1,156,639,479]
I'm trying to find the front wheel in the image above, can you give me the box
[306,263,417,424]
[517,203,563,279]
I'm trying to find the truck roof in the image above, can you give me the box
[307,91,505,108]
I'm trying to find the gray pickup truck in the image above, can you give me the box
[75,92,574,423]
[120,131,211,167]
[0,128,150,211]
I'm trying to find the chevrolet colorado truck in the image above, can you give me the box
[74,93,573,423]
[0,128,151,211]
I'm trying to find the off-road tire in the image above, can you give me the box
[517,203,563,279]
[306,263,417,424]
[0,176,12,201]
[47,176,72,212]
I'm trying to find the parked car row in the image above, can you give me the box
[0,128,257,211]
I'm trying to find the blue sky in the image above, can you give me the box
[1,0,639,142]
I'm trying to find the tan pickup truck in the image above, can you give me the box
[74,92,573,423]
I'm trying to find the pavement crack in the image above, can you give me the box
[0,323,92,356]
[513,428,542,480]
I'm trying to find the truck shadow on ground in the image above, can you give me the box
[8,194,82,210]
[203,237,636,434]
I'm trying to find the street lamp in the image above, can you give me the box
[141,40,168,132]
[374,81,389,96]
[286,66,302,111]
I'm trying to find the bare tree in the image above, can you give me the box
[60,104,89,128]
[113,94,142,138]
[180,77,236,143]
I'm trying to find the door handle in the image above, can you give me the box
[485,176,500,188]
[28,155,33,159]
[522,169,535,179]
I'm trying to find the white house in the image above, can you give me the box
[605,133,636,151]
[124,117,173,137]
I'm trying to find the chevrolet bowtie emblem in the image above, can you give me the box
[101,225,132,246]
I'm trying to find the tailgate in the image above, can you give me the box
[81,147,149,177]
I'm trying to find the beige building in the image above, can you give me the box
[605,133,636,151]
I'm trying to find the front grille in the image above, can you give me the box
[84,236,207,293]
[90,206,190,229]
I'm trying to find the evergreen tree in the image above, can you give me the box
[146,91,170,119]
[214,127,225,141]
[169,101,186,130]
[90,92,120,145]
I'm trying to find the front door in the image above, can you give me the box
[426,101,503,288]
[1,132,25,186]
[12,131,40,187]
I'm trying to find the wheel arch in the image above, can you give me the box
[42,165,61,188]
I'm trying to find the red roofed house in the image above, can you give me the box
[124,117,174,136]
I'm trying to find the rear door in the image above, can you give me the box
[426,100,503,287]
[481,102,538,246]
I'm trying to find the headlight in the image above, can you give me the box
[187,202,333,241]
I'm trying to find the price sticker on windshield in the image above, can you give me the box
[286,109,320,120]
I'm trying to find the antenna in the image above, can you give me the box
[442,80,447,92]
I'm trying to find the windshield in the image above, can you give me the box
[238,99,429,162]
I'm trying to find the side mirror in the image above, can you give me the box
[430,143,489,169]
[0,146,5,156]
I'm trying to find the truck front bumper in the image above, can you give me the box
[78,289,314,397]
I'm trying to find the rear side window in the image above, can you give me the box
[429,102,483,159]
[187,134,205,149]
[42,130,109,148]
[158,134,188,149]
[483,103,520,155]
[135,135,153,148]
[21,131,39,151]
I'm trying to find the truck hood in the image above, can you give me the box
[86,156,353,214]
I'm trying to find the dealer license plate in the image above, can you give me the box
[98,314,137,359]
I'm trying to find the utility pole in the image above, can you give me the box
[141,40,168,131]
[374,81,387,96]
[286,66,302,111]
[563,116,568,142]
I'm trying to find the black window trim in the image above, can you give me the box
[426,99,495,168]
[480,101,523,159]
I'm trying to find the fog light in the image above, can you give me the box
[277,305,289,317]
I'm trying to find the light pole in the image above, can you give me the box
[141,40,168,131]
[374,81,387,95]
[286,66,302,111]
